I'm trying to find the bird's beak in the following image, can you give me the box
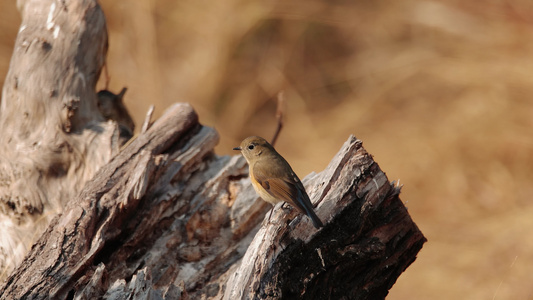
[233,147,241,151]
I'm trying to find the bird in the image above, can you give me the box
[97,87,135,141]
[233,136,323,228]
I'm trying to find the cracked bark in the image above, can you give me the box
[0,0,426,299]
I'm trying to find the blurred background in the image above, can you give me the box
[1,0,533,299]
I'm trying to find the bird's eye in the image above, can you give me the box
[248,144,255,150]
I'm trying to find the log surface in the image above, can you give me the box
[0,101,426,299]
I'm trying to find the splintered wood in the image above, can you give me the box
[0,102,425,299]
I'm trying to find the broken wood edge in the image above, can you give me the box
[224,135,427,299]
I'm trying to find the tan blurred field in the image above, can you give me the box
[2,0,533,299]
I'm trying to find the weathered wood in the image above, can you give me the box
[0,104,426,299]
[0,103,209,299]
[0,0,131,278]
[0,1,426,299]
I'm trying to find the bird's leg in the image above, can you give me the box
[266,207,274,225]
[266,202,286,226]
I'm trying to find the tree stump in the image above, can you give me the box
[0,1,426,299]
[0,0,123,278]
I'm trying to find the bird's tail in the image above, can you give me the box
[306,208,324,229]
[297,189,323,229]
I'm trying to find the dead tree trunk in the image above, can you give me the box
[0,0,126,278]
[0,103,426,299]
[0,1,426,299]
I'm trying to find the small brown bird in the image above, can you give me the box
[97,87,135,140]
[233,136,323,228]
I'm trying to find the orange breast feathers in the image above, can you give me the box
[249,164,281,205]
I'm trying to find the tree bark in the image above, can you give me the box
[0,1,426,299]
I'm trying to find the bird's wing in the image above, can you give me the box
[253,163,307,213]
[253,159,324,228]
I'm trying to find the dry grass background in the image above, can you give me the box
[1,0,533,299]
